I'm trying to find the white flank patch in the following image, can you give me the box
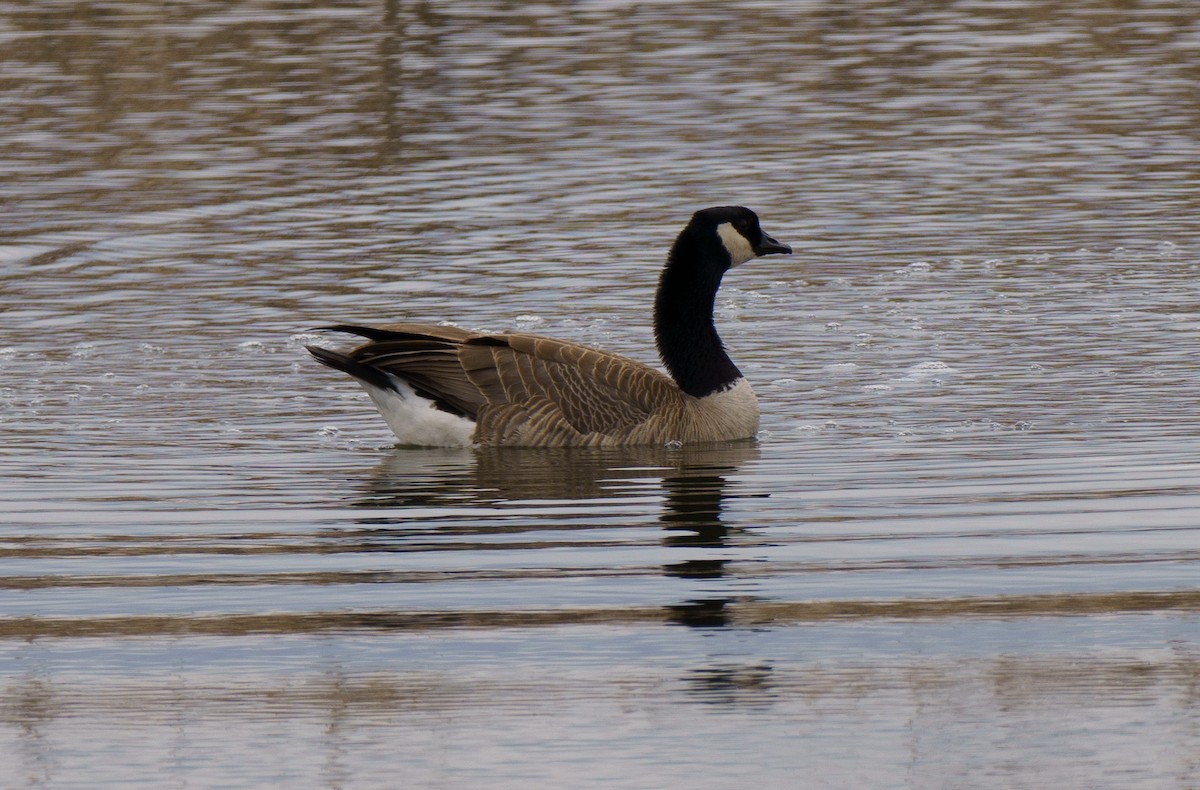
[358,375,475,447]
[716,222,756,267]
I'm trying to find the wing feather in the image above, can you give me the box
[461,333,682,442]
[317,324,688,445]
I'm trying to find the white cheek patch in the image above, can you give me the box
[716,222,755,267]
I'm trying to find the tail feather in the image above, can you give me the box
[312,324,411,342]
[307,342,476,446]
[314,323,475,343]
[306,345,398,393]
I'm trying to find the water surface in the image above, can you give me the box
[2,1,1200,787]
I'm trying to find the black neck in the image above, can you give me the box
[653,229,742,398]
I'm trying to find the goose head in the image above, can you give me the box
[694,205,792,268]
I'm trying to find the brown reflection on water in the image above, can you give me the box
[10,650,1193,721]
[3,589,1199,641]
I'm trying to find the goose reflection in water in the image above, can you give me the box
[347,442,759,526]
[339,445,776,700]
[337,443,761,630]
[658,459,751,629]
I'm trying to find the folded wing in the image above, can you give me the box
[319,324,682,446]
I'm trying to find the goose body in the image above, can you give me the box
[307,206,791,447]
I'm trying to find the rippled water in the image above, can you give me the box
[3,1,1200,787]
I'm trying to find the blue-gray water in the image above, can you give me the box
[2,1,1200,787]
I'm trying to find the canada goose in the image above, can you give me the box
[307,206,791,447]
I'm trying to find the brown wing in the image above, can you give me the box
[318,324,683,446]
[458,333,681,445]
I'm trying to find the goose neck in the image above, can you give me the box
[653,244,742,398]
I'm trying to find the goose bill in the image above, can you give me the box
[754,232,791,256]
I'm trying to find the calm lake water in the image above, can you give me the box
[3,1,1200,787]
